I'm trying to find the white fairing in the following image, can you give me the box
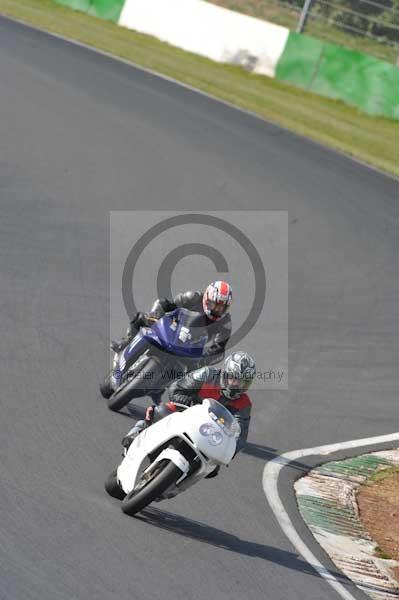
[117,400,237,495]
[177,403,237,464]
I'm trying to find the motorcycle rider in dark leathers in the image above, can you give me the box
[111,281,232,363]
[110,281,233,402]
[121,351,256,478]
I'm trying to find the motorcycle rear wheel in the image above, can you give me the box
[121,460,182,516]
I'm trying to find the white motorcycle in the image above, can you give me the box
[105,398,240,516]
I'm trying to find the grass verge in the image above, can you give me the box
[367,466,399,483]
[375,545,392,560]
[1,0,398,177]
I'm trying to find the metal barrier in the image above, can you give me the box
[298,0,399,62]
[210,0,399,63]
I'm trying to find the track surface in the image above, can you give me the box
[1,16,398,600]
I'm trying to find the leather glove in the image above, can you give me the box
[129,312,149,333]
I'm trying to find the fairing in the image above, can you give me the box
[117,400,236,494]
[147,308,208,358]
[114,308,208,385]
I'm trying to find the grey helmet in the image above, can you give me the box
[220,351,256,400]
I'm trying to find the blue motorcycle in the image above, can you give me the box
[102,308,209,412]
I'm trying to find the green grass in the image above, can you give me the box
[209,0,301,28]
[1,0,399,177]
[375,545,392,560]
[208,0,398,63]
[367,466,399,483]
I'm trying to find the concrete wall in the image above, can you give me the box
[119,0,289,77]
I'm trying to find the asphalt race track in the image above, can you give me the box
[1,16,398,600]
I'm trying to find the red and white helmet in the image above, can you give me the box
[202,281,232,321]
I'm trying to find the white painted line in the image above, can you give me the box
[263,432,399,600]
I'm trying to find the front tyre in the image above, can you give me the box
[100,373,114,399]
[107,356,161,412]
[121,460,182,516]
[105,468,126,500]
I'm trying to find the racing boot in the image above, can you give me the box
[121,405,156,450]
[111,312,152,354]
[121,420,145,450]
[204,465,220,479]
[110,336,130,353]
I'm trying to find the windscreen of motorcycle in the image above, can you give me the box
[178,400,238,465]
[205,399,241,439]
[151,308,208,358]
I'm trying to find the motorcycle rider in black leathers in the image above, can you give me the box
[111,281,232,364]
[121,351,256,478]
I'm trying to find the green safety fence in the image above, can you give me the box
[55,0,124,22]
[276,32,399,120]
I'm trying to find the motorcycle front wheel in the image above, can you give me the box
[121,460,182,516]
[105,468,126,500]
[107,356,161,412]
[100,373,114,399]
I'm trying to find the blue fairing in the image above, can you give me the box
[113,332,148,385]
[121,308,207,361]
[113,309,208,386]
[122,331,148,361]
[146,309,207,358]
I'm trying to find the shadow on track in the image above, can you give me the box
[109,403,146,420]
[241,442,277,461]
[136,507,345,581]
[241,443,310,474]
